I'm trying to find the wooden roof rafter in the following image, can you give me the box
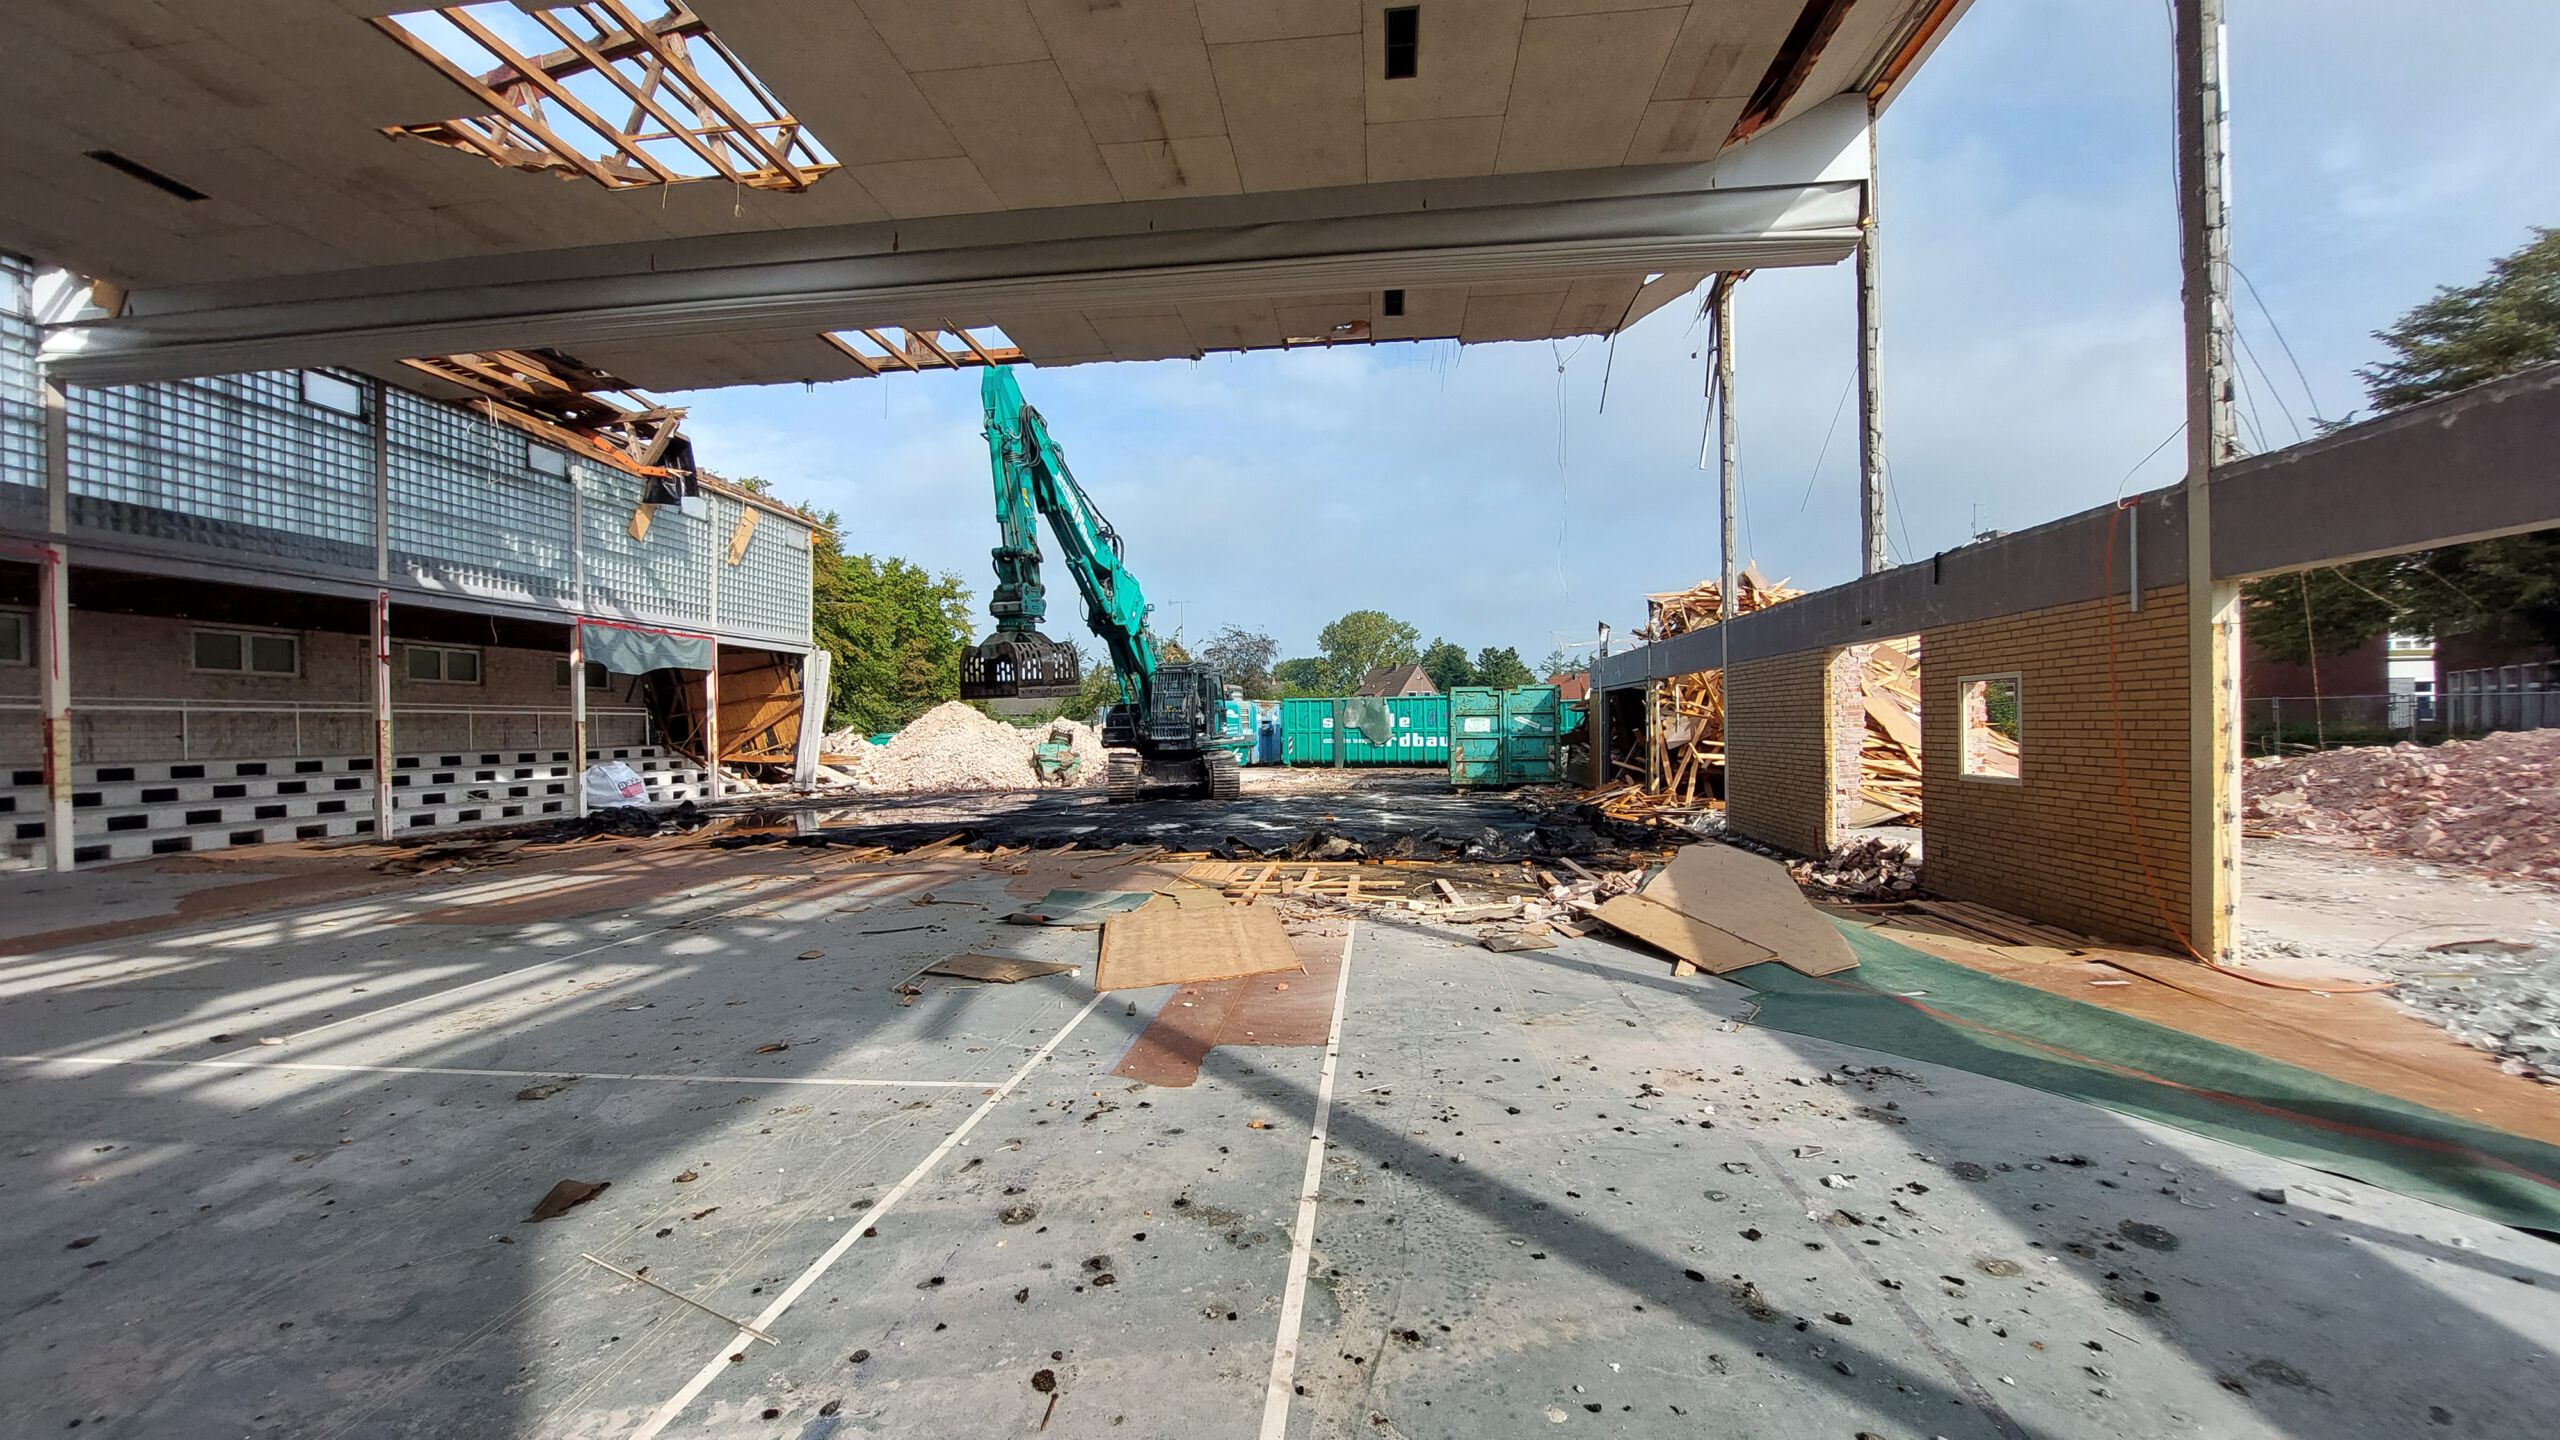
[820,325,1027,378]
[371,2,835,193]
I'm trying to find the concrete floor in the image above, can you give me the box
[2,835,2555,1438]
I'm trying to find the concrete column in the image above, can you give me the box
[2176,0,2242,958]
[1855,108,1887,578]
[569,623,589,819]
[1715,276,1739,621]
[702,642,721,802]
[38,543,71,872]
[372,589,395,837]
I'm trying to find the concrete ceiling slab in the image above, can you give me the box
[846,159,1007,220]
[1194,0,1361,46]
[10,0,1978,387]
[1459,289,1570,343]
[1026,0,1228,145]
[914,62,1124,210]
[1496,8,1690,173]
[1101,137,1246,202]
[1175,297,1286,352]
[1365,116,1508,183]
[1209,34,1368,192]
[857,0,1052,73]
[1361,0,1526,126]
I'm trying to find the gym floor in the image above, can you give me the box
[1,823,2553,1438]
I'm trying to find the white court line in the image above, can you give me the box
[1256,918,1357,1440]
[0,1055,999,1089]
[630,989,1109,1440]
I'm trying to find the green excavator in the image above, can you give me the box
[957,369,1240,802]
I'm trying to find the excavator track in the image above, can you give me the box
[1106,750,1144,802]
[1202,748,1240,801]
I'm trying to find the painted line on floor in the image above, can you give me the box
[631,988,1110,1440]
[1257,918,1358,1440]
[0,1055,1000,1089]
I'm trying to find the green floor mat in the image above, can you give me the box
[1723,920,2560,1233]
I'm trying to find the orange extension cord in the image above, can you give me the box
[2100,499,2393,995]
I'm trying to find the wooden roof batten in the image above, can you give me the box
[369,1,835,194]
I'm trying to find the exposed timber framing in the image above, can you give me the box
[820,325,1027,378]
[370,2,834,194]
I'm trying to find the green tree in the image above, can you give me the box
[1200,625,1280,696]
[2244,228,2560,661]
[1472,645,1534,690]
[1272,657,1331,697]
[1316,609,1421,692]
[805,512,976,733]
[1537,646,1588,681]
[1419,637,1475,692]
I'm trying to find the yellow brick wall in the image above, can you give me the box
[1921,585,2192,948]
[1724,651,1833,858]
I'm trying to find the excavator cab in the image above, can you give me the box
[1101,661,1239,801]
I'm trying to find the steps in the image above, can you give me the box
[0,745,710,869]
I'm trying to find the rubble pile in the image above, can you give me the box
[1788,834,1923,900]
[825,702,1106,794]
[2243,729,2560,884]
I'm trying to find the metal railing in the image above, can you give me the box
[0,698,653,762]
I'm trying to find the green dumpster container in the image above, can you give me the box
[1449,684,1563,787]
[1280,696,1451,767]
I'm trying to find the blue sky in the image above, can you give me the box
[672,0,2560,670]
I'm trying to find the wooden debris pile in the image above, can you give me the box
[1600,567,2012,829]
[1786,835,1922,900]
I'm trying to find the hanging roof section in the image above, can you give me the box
[13,0,1972,390]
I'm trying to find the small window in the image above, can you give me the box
[1381,288,1405,318]
[0,612,26,667]
[1383,6,1419,79]
[1960,674,2022,782]
[301,371,367,417]
[530,445,569,478]
[555,659,610,691]
[194,627,298,677]
[406,645,483,684]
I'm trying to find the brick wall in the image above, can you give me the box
[1922,585,2191,948]
[1724,650,1833,857]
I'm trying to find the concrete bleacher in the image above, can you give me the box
[0,745,710,868]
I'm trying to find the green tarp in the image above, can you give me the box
[1724,921,2560,1233]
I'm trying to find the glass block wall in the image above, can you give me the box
[712,491,815,646]
[0,257,40,506]
[67,369,377,572]
[387,388,575,602]
[577,456,713,626]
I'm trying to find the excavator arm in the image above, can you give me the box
[957,369,1239,801]
[979,368,1158,707]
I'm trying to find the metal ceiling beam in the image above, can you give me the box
[43,98,1874,387]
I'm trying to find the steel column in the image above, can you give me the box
[38,543,71,871]
[372,589,395,836]
[570,622,590,818]
[2176,0,2242,958]
[1716,276,1739,620]
[703,642,721,802]
[1855,108,1887,578]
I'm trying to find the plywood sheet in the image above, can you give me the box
[1097,895,1305,991]
[1591,894,1774,974]
[1641,843,1858,976]
[924,953,1078,983]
